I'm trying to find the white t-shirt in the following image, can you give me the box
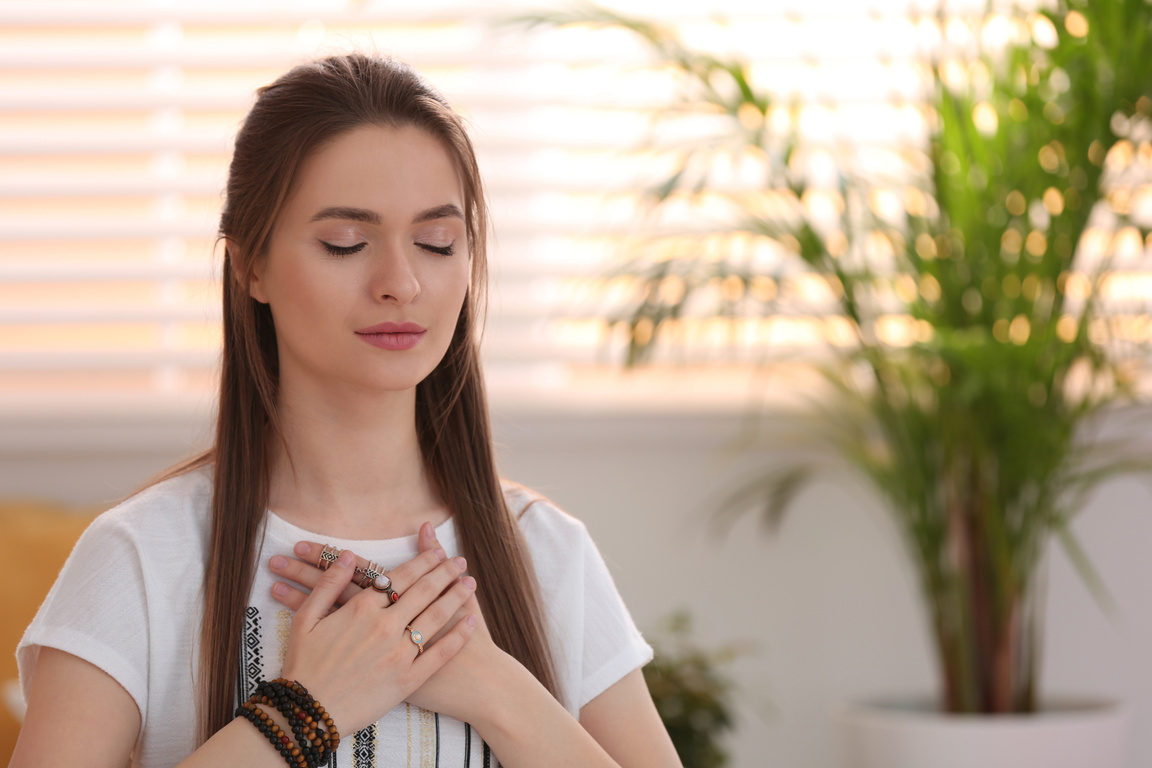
[18,468,652,768]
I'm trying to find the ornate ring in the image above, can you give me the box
[317,545,341,572]
[369,572,391,592]
[369,572,397,604]
[354,561,386,590]
[406,624,424,654]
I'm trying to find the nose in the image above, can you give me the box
[370,243,420,304]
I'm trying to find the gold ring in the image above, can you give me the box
[406,624,424,654]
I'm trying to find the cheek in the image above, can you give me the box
[453,266,471,310]
[275,259,351,309]
[435,259,472,314]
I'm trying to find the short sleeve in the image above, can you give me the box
[507,485,653,715]
[17,510,152,729]
[573,520,654,709]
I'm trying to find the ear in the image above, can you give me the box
[228,237,270,304]
[248,264,270,304]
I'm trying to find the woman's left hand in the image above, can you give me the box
[400,524,520,722]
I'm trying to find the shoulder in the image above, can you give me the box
[18,468,212,736]
[78,466,212,557]
[500,479,589,551]
[499,480,653,713]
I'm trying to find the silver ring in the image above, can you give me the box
[318,545,341,572]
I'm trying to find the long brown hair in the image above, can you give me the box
[175,53,557,742]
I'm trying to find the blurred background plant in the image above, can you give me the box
[520,1,1152,714]
[642,611,740,768]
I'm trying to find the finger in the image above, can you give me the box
[393,555,468,624]
[407,575,476,646]
[416,523,471,600]
[419,582,489,647]
[276,544,372,605]
[284,540,448,603]
[271,582,339,618]
[373,547,448,603]
[411,614,477,675]
[293,549,356,630]
[458,592,490,637]
[270,579,308,611]
[417,522,438,554]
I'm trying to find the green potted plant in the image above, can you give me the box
[642,612,739,768]
[521,3,1152,765]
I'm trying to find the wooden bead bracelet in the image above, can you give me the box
[236,701,304,767]
[236,678,341,768]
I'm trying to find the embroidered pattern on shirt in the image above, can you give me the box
[276,609,292,666]
[240,606,264,701]
[352,723,378,768]
[419,706,436,767]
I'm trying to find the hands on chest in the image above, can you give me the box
[267,522,512,733]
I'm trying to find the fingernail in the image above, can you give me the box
[421,522,433,540]
[336,550,353,568]
[465,615,478,628]
[462,576,476,591]
[453,556,467,571]
[273,582,289,597]
[294,542,310,557]
[270,555,287,570]
[434,547,447,562]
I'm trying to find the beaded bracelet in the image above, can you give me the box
[259,678,341,754]
[238,679,341,768]
[250,694,325,768]
[235,701,305,768]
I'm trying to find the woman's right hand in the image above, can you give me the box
[277,546,477,735]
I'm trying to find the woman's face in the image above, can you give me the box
[250,124,471,399]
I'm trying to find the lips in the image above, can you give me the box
[355,322,427,351]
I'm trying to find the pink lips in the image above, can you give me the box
[355,322,427,351]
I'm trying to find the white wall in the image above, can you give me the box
[3,405,1151,768]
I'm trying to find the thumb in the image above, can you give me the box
[295,549,356,630]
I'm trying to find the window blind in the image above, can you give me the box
[3,1,1148,420]
[0,0,691,413]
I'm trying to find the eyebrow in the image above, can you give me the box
[309,204,464,226]
[310,206,380,225]
[413,204,465,224]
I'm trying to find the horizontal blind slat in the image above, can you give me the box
[6,0,1143,409]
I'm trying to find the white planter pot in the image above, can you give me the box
[839,698,1127,768]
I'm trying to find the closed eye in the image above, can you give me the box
[320,241,367,257]
[417,241,455,256]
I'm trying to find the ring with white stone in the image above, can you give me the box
[369,571,392,592]
[406,624,424,654]
[372,572,398,603]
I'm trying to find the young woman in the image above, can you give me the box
[11,54,680,768]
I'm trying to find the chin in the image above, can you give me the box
[366,362,442,393]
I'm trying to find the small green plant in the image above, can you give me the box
[643,612,739,768]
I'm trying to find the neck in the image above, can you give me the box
[265,382,447,540]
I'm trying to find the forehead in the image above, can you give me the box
[285,124,464,217]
